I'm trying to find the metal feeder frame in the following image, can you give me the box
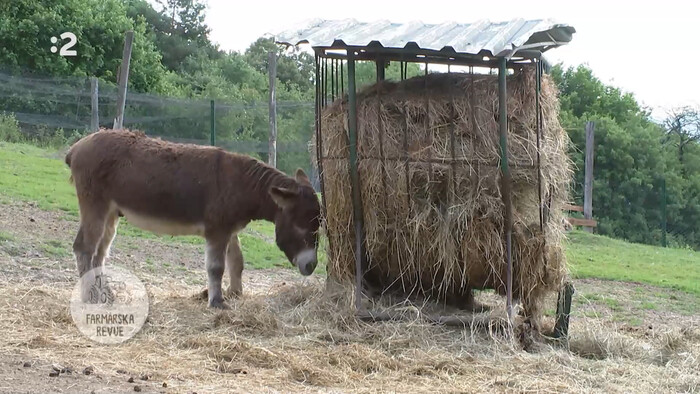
[311,42,574,337]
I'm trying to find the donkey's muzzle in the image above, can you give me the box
[294,248,317,276]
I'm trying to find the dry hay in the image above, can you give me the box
[1,278,699,393]
[314,65,573,326]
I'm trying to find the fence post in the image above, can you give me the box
[662,177,668,247]
[210,100,216,146]
[583,121,595,233]
[90,77,99,132]
[268,51,278,168]
[113,30,134,130]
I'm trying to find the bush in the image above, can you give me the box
[0,113,23,143]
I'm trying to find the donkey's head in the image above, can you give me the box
[269,168,321,276]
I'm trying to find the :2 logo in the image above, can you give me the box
[50,32,77,57]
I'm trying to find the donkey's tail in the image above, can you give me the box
[64,146,74,183]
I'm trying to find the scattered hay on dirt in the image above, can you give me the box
[314,65,574,327]
[2,276,698,393]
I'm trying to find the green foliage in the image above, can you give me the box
[245,37,315,93]
[0,0,167,92]
[0,113,23,143]
[552,64,700,249]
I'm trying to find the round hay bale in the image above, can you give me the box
[313,65,573,324]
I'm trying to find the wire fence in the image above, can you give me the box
[2,68,698,250]
[0,68,318,187]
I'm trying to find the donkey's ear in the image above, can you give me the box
[295,168,311,187]
[270,186,299,209]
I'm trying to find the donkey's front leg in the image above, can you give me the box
[226,234,244,298]
[205,235,229,309]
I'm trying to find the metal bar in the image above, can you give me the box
[498,57,514,326]
[316,46,531,68]
[331,58,336,102]
[554,282,575,338]
[356,310,507,331]
[210,100,216,146]
[337,58,341,101]
[376,59,388,226]
[347,51,367,311]
[314,55,332,261]
[584,121,595,233]
[425,63,433,185]
[376,57,385,81]
[403,103,411,213]
[536,60,543,231]
[470,66,477,179]
[268,52,277,167]
[662,177,667,247]
[448,65,457,204]
[321,155,541,168]
[322,58,327,107]
[340,59,344,95]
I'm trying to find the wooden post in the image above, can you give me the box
[583,121,595,233]
[90,77,99,132]
[268,51,277,168]
[113,30,134,130]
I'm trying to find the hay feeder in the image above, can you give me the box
[276,19,577,337]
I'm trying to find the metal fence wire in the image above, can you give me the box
[0,68,318,188]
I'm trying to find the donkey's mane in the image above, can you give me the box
[240,156,298,193]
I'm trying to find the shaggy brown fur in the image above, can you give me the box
[65,129,320,308]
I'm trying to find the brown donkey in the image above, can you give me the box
[65,129,321,308]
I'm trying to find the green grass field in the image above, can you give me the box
[1,141,699,294]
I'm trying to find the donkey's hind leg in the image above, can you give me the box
[94,210,120,270]
[225,234,244,299]
[72,200,110,302]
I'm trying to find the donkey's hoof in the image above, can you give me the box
[209,299,229,310]
[225,288,242,300]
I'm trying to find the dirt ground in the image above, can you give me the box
[1,201,698,393]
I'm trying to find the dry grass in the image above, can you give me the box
[1,277,698,393]
[314,65,573,328]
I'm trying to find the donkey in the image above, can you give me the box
[65,129,321,308]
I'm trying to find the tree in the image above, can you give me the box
[0,0,166,92]
[126,0,219,73]
[663,106,700,166]
[245,38,315,92]
[550,63,700,248]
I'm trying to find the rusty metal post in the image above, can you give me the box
[498,57,514,325]
[346,51,367,311]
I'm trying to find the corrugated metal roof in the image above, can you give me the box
[275,18,575,59]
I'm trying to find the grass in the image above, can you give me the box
[0,141,326,272]
[40,240,70,258]
[566,230,700,296]
[0,142,76,214]
[0,141,697,287]
[0,231,15,243]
